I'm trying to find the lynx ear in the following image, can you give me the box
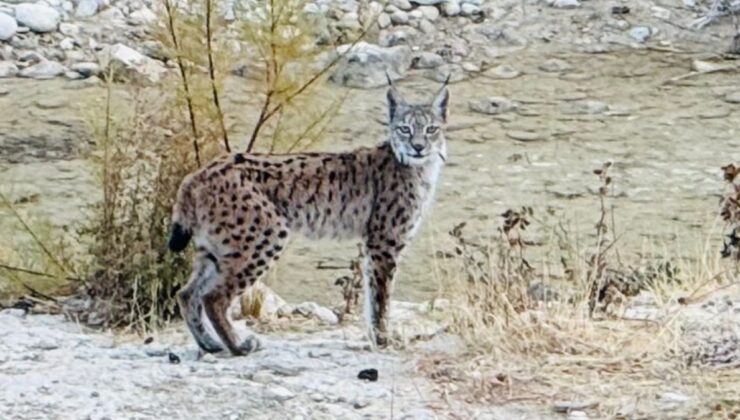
[386,72,406,122]
[431,77,450,123]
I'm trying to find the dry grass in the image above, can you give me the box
[426,164,740,418]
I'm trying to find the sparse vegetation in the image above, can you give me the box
[427,162,740,417]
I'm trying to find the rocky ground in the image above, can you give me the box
[0,299,528,419]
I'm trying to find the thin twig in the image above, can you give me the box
[0,263,83,283]
[205,0,231,152]
[163,0,201,166]
[0,191,74,276]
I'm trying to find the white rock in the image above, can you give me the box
[70,61,100,77]
[442,0,460,16]
[651,6,670,20]
[409,9,423,19]
[462,61,480,72]
[412,51,443,69]
[724,91,740,104]
[60,37,75,50]
[75,0,99,17]
[548,0,580,8]
[378,12,391,28]
[265,386,295,402]
[460,2,479,16]
[629,26,651,43]
[129,7,157,24]
[98,43,167,84]
[391,10,409,24]
[418,5,439,20]
[468,96,518,114]
[418,18,435,34]
[59,22,80,36]
[0,12,17,41]
[15,3,61,33]
[391,0,412,10]
[18,59,66,79]
[98,6,125,20]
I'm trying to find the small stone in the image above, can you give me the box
[15,3,61,33]
[562,100,608,115]
[418,19,435,34]
[0,87,8,96]
[723,91,740,104]
[442,0,461,16]
[200,353,217,364]
[461,62,480,72]
[60,38,75,50]
[412,52,444,69]
[129,7,157,25]
[409,9,424,19]
[59,23,80,36]
[35,98,67,109]
[391,10,409,24]
[0,61,17,78]
[484,64,520,79]
[468,96,518,114]
[425,63,465,83]
[0,13,17,41]
[71,62,100,78]
[651,6,670,20]
[98,43,167,84]
[265,386,295,402]
[507,130,544,142]
[353,398,370,409]
[391,0,413,10]
[460,3,480,16]
[418,5,439,20]
[629,26,651,43]
[76,0,99,17]
[18,60,66,79]
[549,0,580,8]
[378,13,391,28]
[539,58,571,73]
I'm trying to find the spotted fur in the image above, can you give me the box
[170,83,450,355]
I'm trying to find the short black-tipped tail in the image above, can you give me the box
[169,222,192,252]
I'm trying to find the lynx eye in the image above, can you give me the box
[425,126,439,135]
[396,125,411,135]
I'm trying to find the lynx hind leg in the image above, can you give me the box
[202,212,291,356]
[177,253,224,354]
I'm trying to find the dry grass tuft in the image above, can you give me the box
[428,163,740,418]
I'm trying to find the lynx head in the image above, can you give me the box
[386,77,450,167]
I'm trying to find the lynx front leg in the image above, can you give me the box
[362,240,404,347]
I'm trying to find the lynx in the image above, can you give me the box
[168,80,450,355]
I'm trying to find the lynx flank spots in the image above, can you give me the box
[169,81,450,355]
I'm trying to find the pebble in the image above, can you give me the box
[76,0,100,17]
[723,91,740,104]
[468,96,518,114]
[391,0,413,10]
[562,99,608,115]
[442,0,461,16]
[0,86,8,96]
[35,98,67,109]
[460,3,480,16]
[391,10,409,24]
[265,386,296,402]
[0,12,17,41]
[629,26,651,43]
[378,12,391,28]
[0,61,18,78]
[18,60,67,79]
[412,52,444,69]
[549,0,580,8]
[539,58,571,73]
[70,62,101,78]
[485,64,520,79]
[418,5,439,20]
[418,18,435,34]
[15,3,61,33]
[507,130,545,142]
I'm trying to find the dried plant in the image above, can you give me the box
[720,163,740,264]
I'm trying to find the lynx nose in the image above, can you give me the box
[411,143,424,153]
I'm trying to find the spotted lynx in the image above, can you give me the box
[168,80,450,355]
